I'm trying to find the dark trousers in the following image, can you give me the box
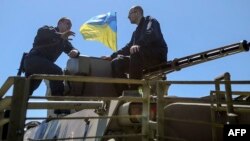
[24,55,64,96]
[111,47,166,94]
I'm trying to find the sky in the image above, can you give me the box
[1,0,250,119]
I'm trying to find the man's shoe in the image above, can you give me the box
[54,109,71,115]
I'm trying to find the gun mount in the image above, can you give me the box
[143,40,250,79]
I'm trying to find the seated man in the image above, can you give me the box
[103,5,168,95]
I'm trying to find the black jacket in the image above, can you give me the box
[111,16,167,60]
[29,26,78,62]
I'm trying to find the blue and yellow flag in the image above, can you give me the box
[80,12,117,51]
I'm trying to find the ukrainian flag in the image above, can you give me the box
[80,12,117,51]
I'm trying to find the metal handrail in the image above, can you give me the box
[29,95,144,102]
[26,115,144,120]
[28,133,145,141]
[0,97,11,111]
[0,77,14,98]
[30,74,144,84]
[1,74,249,141]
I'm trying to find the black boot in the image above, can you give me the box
[54,109,71,115]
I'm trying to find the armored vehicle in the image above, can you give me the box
[1,40,250,141]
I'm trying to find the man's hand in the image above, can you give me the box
[60,30,75,40]
[68,49,79,58]
[100,56,112,61]
[130,45,140,54]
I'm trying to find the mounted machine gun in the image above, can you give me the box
[143,40,250,80]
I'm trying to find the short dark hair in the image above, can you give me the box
[57,17,72,27]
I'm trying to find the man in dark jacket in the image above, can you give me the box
[103,6,168,94]
[24,17,80,114]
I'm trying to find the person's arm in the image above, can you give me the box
[34,26,61,43]
[35,26,75,43]
[63,41,80,58]
[110,32,135,59]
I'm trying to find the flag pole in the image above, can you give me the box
[115,12,117,52]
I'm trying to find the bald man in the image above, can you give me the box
[105,6,168,94]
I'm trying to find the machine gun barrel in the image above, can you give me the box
[143,40,249,79]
